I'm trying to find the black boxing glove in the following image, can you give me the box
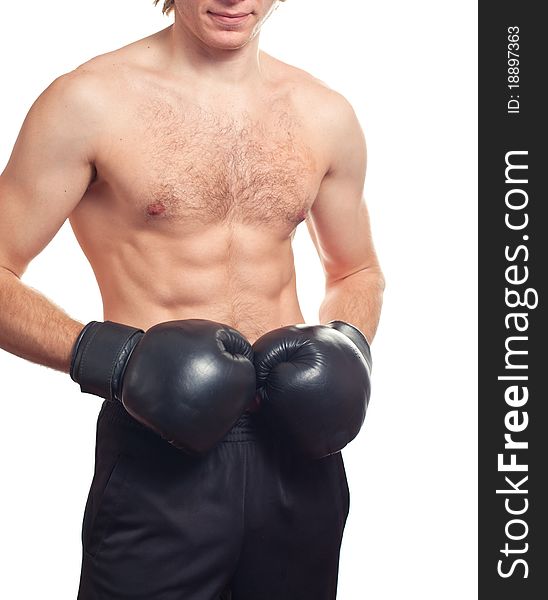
[70,319,256,454]
[253,320,372,459]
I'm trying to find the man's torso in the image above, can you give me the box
[69,29,332,341]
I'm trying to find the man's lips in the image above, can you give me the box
[207,11,252,25]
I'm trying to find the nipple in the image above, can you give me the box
[145,201,167,217]
[296,209,308,223]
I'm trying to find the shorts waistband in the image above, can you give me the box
[100,400,258,444]
[222,411,257,443]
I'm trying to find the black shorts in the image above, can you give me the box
[77,400,350,599]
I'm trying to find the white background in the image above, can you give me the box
[0,1,478,598]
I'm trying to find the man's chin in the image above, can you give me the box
[203,32,255,51]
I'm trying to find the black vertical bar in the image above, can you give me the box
[479,2,547,598]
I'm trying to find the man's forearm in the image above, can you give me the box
[0,268,84,373]
[319,268,385,343]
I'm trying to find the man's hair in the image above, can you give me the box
[154,0,174,15]
[154,0,286,15]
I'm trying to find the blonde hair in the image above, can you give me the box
[154,0,174,15]
[154,1,286,16]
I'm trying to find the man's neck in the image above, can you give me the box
[165,20,265,88]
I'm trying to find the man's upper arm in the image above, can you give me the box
[0,71,99,277]
[307,92,381,283]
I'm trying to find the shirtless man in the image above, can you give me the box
[0,1,384,598]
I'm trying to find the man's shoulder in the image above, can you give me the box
[46,53,126,111]
[45,30,165,124]
[61,27,167,90]
[31,64,110,135]
[68,37,150,87]
[262,53,357,126]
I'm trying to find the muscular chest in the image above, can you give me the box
[101,99,321,230]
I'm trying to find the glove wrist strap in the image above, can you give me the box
[327,320,372,372]
[70,321,144,401]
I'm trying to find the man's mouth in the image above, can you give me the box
[207,11,252,26]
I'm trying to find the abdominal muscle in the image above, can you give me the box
[70,216,305,344]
